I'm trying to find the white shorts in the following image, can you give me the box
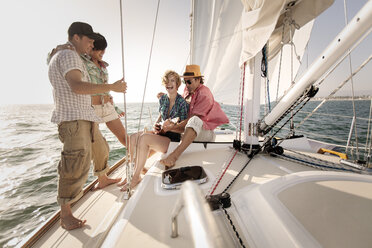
[185,116,215,142]
[93,102,119,123]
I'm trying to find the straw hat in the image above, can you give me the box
[181,64,204,78]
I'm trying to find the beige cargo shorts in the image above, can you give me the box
[56,120,109,205]
[185,116,216,142]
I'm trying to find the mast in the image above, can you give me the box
[243,53,262,149]
[190,0,195,64]
[260,0,372,133]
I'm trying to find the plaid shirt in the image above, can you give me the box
[48,47,101,124]
[159,93,189,121]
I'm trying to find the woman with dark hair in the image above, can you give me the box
[81,34,129,149]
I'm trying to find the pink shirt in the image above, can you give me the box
[183,84,229,130]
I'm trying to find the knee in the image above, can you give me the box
[138,134,153,147]
[130,133,137,146]
[185,116,203,137]
[139,133,150,143]
[189,115,202,123]
[184,127,197,140]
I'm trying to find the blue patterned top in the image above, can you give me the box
[159,93,189,122]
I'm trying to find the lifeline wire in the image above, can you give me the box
[119,0,128,146]
[126,0,162,186]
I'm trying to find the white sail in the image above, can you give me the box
[192,0,243,105]
[192,0,334,105]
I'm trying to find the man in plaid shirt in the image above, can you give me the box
[48,22,127,230]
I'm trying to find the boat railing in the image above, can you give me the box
[171,180,226,248]
[281,110,372,152]
[19,157,127,248]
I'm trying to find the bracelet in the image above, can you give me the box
[170,117,180,124]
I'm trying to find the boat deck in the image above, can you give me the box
[23,135,372,247]
[24,157,132,248]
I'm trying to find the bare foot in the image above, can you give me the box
[160,153,178,169]
[118,168,147,187]
[120,177,142,192]
[117,178,127,187]
[60,216,86,230]
[94,175,122,190]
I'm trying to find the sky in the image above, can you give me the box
[301,0,372,98]
[0,0,371,105]
[0,0,190,105]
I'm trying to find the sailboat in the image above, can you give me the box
[21,0,372,247]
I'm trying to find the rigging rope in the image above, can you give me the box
[262,85,314,136]
[368,129,372,164]
[119,0,133,195]
[222,155,253,194]
[207,62,247,196]
[207,150,238,196]
[239,62,246,141]
[296,53,372,129]
[366,98,372,162]
[213,35,313,197]
[274,10,302,106]
[289,17,295,135]
[261,44,271,113]
[275,24,285,104]
[234,61,245,141]
[137,0,161,134]
[221,206,246,248]
[129,0,161,187]
[271,97,312,141]
[343,0,360,159]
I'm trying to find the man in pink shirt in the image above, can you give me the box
[160,65,229,168]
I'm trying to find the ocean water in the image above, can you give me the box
[0,100,370,247]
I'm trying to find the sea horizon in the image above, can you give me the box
[0,95,370,108]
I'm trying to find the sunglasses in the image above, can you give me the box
[183,79,193,85]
